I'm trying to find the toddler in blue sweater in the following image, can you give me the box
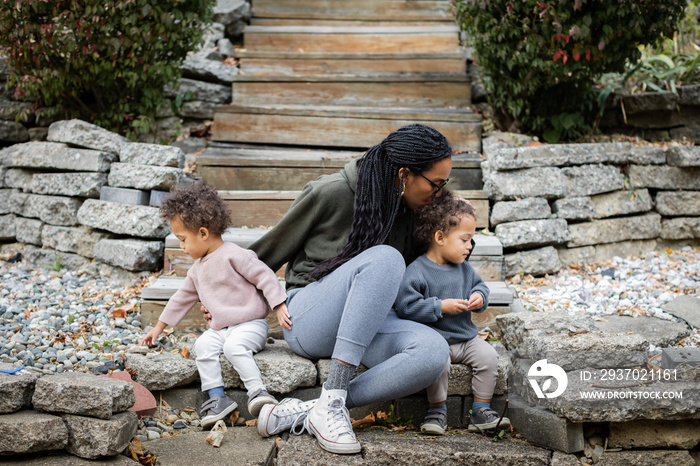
[395,191,510,435]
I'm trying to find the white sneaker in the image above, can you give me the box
[257,397,316,438]
[304,387,361,454]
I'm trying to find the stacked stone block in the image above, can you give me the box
[0,119,191,278]
[482,136,700,276]
[0,368,137,459]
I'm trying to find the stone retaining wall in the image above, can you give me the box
[482,134,700,277]
[0,119,192,282]
[0,0,248,148]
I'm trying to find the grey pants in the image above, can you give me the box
[284,245,450,409]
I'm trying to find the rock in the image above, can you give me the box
[23,246,93,271]
[30,172,107,198]
[496,311,596,355]
[487,143,630,170]
[47,119,129,155]
[107,162,184,191]
[628,146,667,165]
[94,238,164,272]
[628,165,700,190]
[662,295,700,328]
[557,240,657,267]
[212,0,250,26]
[623,92,679,114]
[660,348,700,370]
[32,372,135,420]
[667,146,700,167]
[596,450,694,466]
[551,451,582,466]
[14,216,43,246]
[40,225,111,258]
[101,371,157,418]
[0,188,10,214]
[119,143,185,168]
[0,364,41,413]
[4,168,37,190]
[593,315,690,348]
[0,120,29,142]
[0,97,35,122]
[165,78,231,103]
[567,212,661,248]
[62,411,138,459]
[655,191,700,216]
[0,141,115,172]
[552,196,595,220]
[125,352,199,391]
[13,193,83,226]
[218,38,235,58]
[77,199,169,238]
[496,219,570,249]
[220,339,317,393]
[490,198,551,226]
[590,189,652,218]
[661,217,700,239]
[504,246,563,277]
[178,101,217,119]
[28,126,49,141]
[181,55,239,84]
[0,213,16,240]
[507,394,584,453]
[0,410,68,455]
[608,419,700,449]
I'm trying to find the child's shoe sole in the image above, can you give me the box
[248,394,278,417]
[201,401,238,429]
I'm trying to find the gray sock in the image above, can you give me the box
[325,359,355,391]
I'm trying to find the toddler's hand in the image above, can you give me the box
[275,303,292,330]
[441,298,470,315]
[467,292,484,311]
[201,304,212,323]
[140,329,159,347]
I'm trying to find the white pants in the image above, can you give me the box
[195,318,268,396]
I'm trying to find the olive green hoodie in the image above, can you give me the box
[250,158,421,290]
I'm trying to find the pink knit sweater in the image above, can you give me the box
[159,242,287,330]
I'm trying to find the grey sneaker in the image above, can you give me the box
[257,397,316,438]
[247,388,278,417]
[200,395,238,429]
[420,408,447,435]
[467,407,511,432]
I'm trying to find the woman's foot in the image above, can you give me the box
[304,386,361,454]
[247,388,278,417]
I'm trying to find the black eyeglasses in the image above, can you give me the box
[418,172,449,193]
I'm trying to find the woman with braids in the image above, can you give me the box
[249,123,453,454]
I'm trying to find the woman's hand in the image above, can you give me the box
[441,299,470,315]
[275,303,292,330]
[467,292,484,311]
[201,304,212,323]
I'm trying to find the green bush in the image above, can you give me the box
[0,0,213,139]
[452,0,685,142]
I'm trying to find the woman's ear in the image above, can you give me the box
[198,227,210,240]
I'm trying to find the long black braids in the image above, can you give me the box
[308,123,452,281]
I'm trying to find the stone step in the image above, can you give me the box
[231,73,471,108]
[212,105,481,152]
[197,143,483,191]
[243,25,461,54]
[251,0,452,22]
[237,51,466,75]
[250,18,454,27]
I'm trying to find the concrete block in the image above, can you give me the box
[0,188,11,214]
[660,347,700,369]
[552,196,595,220]
[14,216,43,245]
[41,225,111,258]
[32,372,135,419]
[0,364,41,413]
[93,238,164,272]
[119,142,184,167]
[590,189,652,218]
[661,216,700,239]
[100,186,150,205]
[47,119,129,154]
[149,189,171,207]
[496,219,571,249]
[0,141,116,171]
[125,353,199,391]
[628,165,700,190]
[596,450,694,466]
[77,199,169,238]
[0,410,68,455]
[608,419,700,449]
[17,193,83,226]
[507,394,584,453]
[62,411,138,459]
[567,212,661,247]
[4,168,37,190]
[667,145,700,167]
[505,246,563,277]
[108,162,184,190]
[0,213,16,240]
[30,172,107,198]
[655,190,700,216]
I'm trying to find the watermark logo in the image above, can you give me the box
[528,359,568,398]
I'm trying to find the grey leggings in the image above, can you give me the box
[283,245,450,409]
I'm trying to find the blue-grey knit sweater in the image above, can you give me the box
[395,254,490,345]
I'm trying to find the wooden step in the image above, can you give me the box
[197,144,483,191]
[243,25,460,54]
[231,73,470,108]
[212,105,481,152]
[251,0,452,21]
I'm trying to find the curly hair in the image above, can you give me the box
[308,124,452,281]
[414,189,477,247]
[160,183,231,236]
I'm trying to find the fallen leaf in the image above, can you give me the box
[180,347,189,359]
[245,419,257,427]
[229,410,240,425]
[351,412,375,428]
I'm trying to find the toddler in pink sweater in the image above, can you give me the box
[141,183,287,428]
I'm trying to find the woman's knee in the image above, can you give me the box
[361,245,406,284]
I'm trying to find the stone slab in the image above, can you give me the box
[0,141,115,172]
[32,372,135,420]
[628,165,700,190]
[77,199,169,238]
[0,120,29,143]
[596,450,694,466]
[496,219,570,249]
[667,145,700,167]
[0,452,136,465]
[661,216,700,239]
[30,172,107,198]
[108,162,184,190]
[662,294,700,328]
[655,190,700,216]
[4,168,37,190]
[590,189,652,218]
[165,78,232,103]
[145,428,274,465]
[488,142,630,170]
[101,371,157,418]
[94,238,164,272]
[0,411,68,455]
[62,411,138,459]
[15,216,43,246]
[552,197,595,220]
[40,225,111,258]
[507,394,584,453]
[99,186,150,206]
[125,352,199,391]
[557,240,657,267]
[490,198,552,227]
[47,119,129,155]
[0,365,41,414]
[593,315,690,348]
[0,213,16,240]
[119,143,184,168]
[496,311,596,356]
[0,188,10,214]
[567,212,661,247]
[505,246,564,277]
[11,193,82,226]
[608,419,700,449]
